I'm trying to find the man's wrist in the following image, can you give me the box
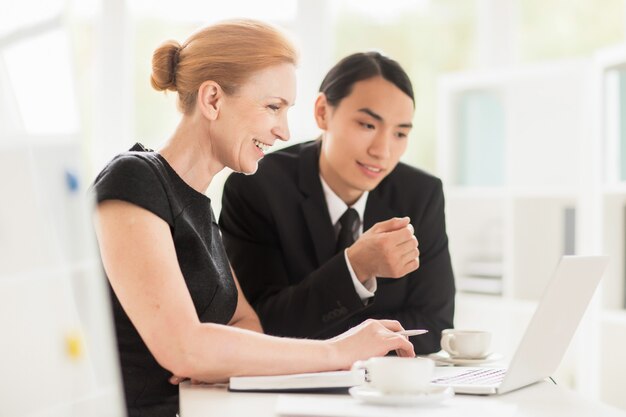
[344,249,376,300]
[346,246,369,283]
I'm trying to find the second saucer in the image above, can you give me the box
[427,351,504,366]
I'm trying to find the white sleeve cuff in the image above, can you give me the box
[344,249,377,301]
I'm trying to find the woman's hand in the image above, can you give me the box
[327,319,415,369]
[169,375,187,385]
[169,375,204,385]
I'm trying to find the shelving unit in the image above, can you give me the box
[599,309,626,409]
[601,191,626,309]
[596,46,626,312]
[445,190,504,295]
[438,59,591,302]
[437,59,594,391]
[438,47,626,407]
[592,45,626,409]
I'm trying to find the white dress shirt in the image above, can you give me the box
[319,175,377,301]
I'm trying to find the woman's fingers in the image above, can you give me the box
[169,375,187,385]
[387,333,415,358]
[375,319,404,333]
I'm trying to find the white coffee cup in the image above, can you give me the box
[351,357,434,394]
[440,329,492,359]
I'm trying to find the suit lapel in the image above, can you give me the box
[298,141,337,265]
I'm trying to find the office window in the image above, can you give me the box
[129,0,297,22]
[0,0,81,138]
[519,0,624,62]
[129,0,298,150]
[330,0,477,172]
[131,19,194,150]
[3,28,79,136]
[0,0,64,38]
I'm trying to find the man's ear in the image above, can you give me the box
[314,93,330,130]
[197,80,223,120]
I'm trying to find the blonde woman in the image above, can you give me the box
[92,20,414,417]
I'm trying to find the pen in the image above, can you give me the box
[396,329,429,337]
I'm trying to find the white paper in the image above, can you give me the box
[275,394,517,417]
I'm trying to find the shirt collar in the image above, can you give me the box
[319,175,368,226]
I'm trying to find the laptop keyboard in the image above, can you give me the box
[432,368,506,386]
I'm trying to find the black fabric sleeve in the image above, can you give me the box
[219,173,367,339]
[357,179,456,353]
[93,155,173,226]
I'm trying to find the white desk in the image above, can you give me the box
[180,380,626,417]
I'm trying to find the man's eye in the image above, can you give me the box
[268,104,281,111]
[359,122,375,130]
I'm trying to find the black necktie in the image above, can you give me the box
[336,208,359,252]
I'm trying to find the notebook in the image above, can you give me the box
[431,255,609,395]
[229,369,365,392]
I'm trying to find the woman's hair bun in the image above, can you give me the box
[150,40,182,92]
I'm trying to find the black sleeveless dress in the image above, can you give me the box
[93,143,238,417]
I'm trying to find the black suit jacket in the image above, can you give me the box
[219,140,455,354]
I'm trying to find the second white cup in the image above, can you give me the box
[440,329,492,359]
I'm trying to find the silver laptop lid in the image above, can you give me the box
[498,255,608,394]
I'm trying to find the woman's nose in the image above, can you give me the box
[273,118,290,142]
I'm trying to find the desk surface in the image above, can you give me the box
[180,380,626,417]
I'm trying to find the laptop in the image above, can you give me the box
[431,255,609,395]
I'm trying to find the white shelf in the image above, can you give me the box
[445,186,579,200]
[438,60,590,191]
[600,193,626,309]
[602,183,626,195]
[457,276,503,295]
[440,46,626,409]
[599,309,626,409]
[0,133,79,148]
[439,60,589,302]
[463,260,503,277]
[445,186,507,199]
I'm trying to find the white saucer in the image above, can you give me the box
[349,385,454,406]
[426,351,503,366]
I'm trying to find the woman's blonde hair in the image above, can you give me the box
[150,19,298,114]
